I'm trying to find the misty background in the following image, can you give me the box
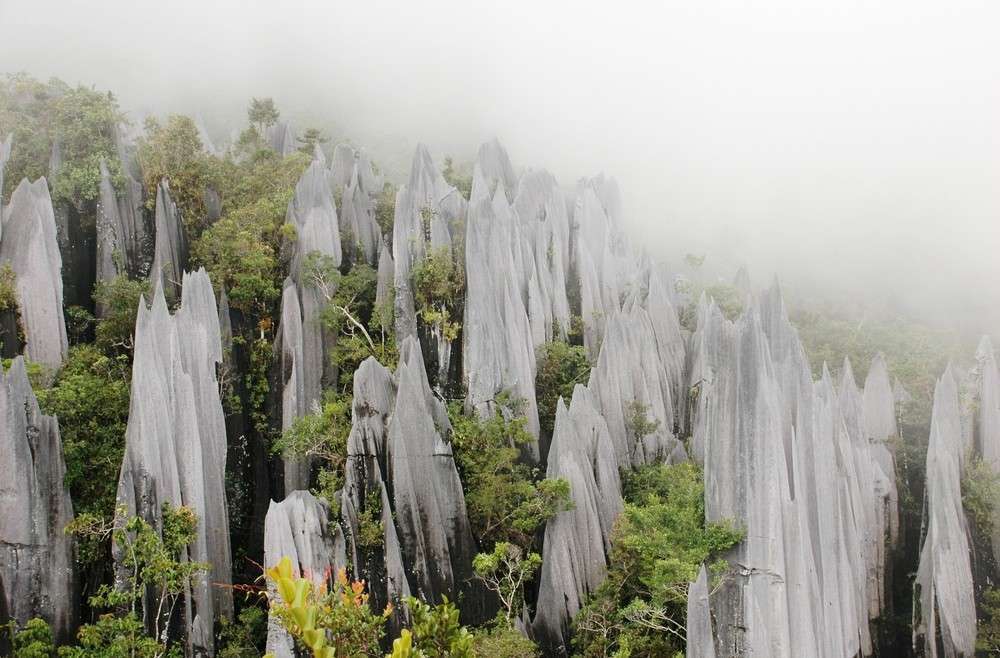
[1,0,997,335]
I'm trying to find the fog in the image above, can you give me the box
[2,0,998,334]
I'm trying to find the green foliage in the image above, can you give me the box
[266,557,389,658]
[472,623,540,658]
[217,606,268,658]
[4,618,54,658]
[375,182,397,242]
[442,157,472,201]
[977,587,1000,653]
[791,306,967,426]
[36,345,130,522]
[473,542,542,624]
[356,489,385,550]
[137,114,220,235]
[535,341,591,438]
[625,400,660,441]
[572,462,743,657]
[304,254,398,388]
[298,128,328,155]
[0,74,125,211]
[448,402,572,549]
[403,596,474,658]
[191,150,309,317]
[248,97,280,135]
[272,392,353,511]
[64,305,95,345]
[63,504,205,657]
[961,457,1000,535]
[411,247,463,342]
[92,276,149,355]
[0,263,18,311]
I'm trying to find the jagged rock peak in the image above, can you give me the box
[115,269,233,648]
[264,490,346,658]
[0,177,68,371]
[150,178,187,300]
[388,336,475,604]
[732,264,752,295]
[975,336,1000,563]
[95,155,147,289]
[913,365,976,658]
[288,151,341,273]
[0,356,76,641]
[267,121,296,157]
[686,565,716,658]
[476,138,517,200]
[533,386,622,653]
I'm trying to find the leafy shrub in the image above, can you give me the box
[535,341,591,438]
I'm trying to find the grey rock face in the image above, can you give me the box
[913,366,976,658]
[0,357,75,641]
[263,490,346,658]
[277,279,311,492]
[267,122,296,157]
[686,565,716,658]
[150,179,187,299]
[95,157,148,292]
[389,337,476,603]
[375,242,395,333]
[334,144,382,266]
[463,167,540,455]
[391,145,466,352]
[0,178,68,371]
[688,287,897,658]
[115,269,233,648]
[532,387,622,652]
[340,357,411,634]
[862,354,900,549]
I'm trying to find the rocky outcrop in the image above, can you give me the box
[862,354,900,550]
[0,357,75,642]
[389,336,476,604]
[340,357,411,635]
[0,177,68,371]
[391,145,466,360]
[149,179,186,299]
[277,279,310,492]
[115,269,233,650]
[913,366,976,658]
[375,242,395,333]
[95,157,147,291]
[532,386,622,652]
[263,490,346,658]
[686,565,716,658]
[267,122,296,157]
[463,162,540,455]
[333,144,382,265]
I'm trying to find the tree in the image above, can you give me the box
[298,128,328,155]
[449,401,572,549]
[473,542,542,625]
[92,276,150,356]
[535,341,591,438]
[248,97,280,136]
[411,246,464,342]
[573,462,743,657]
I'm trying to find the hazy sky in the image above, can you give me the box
[2,0,998,332]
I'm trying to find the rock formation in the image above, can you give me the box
[267,121,296,157]
[686,565,717,658]
[533,386,622,652]
[0,357,75,642]
[0,134,11,217]
[975,336,1000,563]
[95,154,147,293]
[391,145,466,375]
[0,177,68,371]
[263,490,346,658]
[149,179,186,299]
[115,269,233,650]
[388,336,476,604]
[913,366,976,658]
[332,143,383,265]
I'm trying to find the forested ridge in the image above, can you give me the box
[0,74,997,658]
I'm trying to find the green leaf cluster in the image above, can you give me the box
[535,341,591,438]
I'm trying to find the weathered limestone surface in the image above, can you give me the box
[263,490,346,658]
[340,357,411,634]
[686,565,717,658]
[532,387,622,652]
[267,121,296,157]
[115,269,233,650]
[277,279,310,492]
[334,144,382,265]
[150,179,187,299]
[95,156,147,290]
[0,178,68,370]
[389,337,476,603]
[862,354,901,549]
[375,241,395,333]
[391,145,466,348]
[0,357,75,641]
[913,366,976,658]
